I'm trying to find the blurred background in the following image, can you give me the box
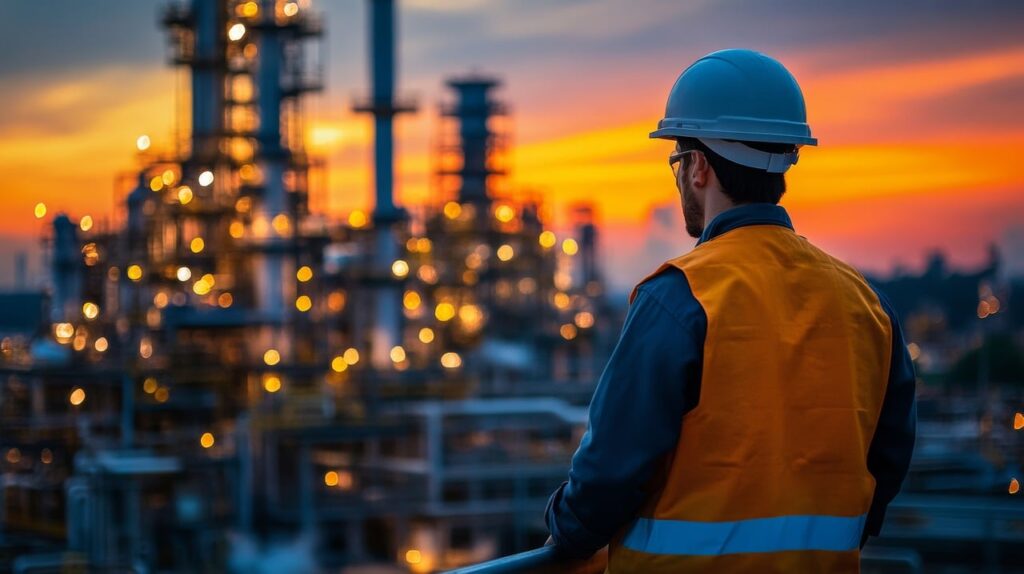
[0,1,1022,572]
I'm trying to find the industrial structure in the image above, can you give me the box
[4,2,1024,574]
[0,0,615,571]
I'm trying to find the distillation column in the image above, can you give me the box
[354,0,416,369]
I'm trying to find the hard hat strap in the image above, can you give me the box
[698,138,799,174]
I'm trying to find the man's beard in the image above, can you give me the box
[681,180,704,238]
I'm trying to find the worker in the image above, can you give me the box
[545,49,916,572]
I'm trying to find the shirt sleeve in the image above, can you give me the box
[545,270,706,558]
[862,288,918,546]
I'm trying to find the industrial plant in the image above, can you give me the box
[0,1,616,571]
[3,2,1024,574]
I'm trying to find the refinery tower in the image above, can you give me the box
[0,1,615,572]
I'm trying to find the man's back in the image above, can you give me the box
[547,205,916,574]
[612,216,893,572]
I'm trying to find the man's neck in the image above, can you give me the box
[702,191,736,229]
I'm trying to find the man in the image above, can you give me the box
[545,49,916,572]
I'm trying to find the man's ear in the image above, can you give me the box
[690,151,709,188]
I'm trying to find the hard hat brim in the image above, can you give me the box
[650,115,818,146]
[650,126,817,146]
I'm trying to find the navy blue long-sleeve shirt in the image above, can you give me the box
[545,204,917,557]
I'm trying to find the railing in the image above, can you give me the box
[445,546,607,574]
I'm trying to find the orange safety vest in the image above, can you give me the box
[609,224,893,573]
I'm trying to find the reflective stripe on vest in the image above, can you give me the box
[622,514,867,556]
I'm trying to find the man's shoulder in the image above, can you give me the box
[634,267,705,327]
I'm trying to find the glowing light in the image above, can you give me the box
[403,291,421,310]
[200,432,215,449]
[1014,412,1024,430]
[496,244,514,261]
[560,324,578,340]
[239,1,258,17]
[150,177,163,192]
[82,243,100,266]
[907,342,921,361]
[82,302,99,320]
[228,23,246,41]
[552,272,571,291]
[149,295,168,312]
[443,201,462,219]
[264,349,281,366]
[54,323,74,343]
[79,215,93,231]
[417,265,438,284]
[139,337,153,359]
[440,352,462,369]
[390,345,406,363]
[192,279,212,296]
[155,387,170,403]
[263,375,282,393]
[178,186,193,205]
[143,378,158,394]
[1012,478,1021,495]
[162,169,176,186]
[229,221,245,239]
[34,202,47,219]
[198,170,214,186]
[348,210,368,228]
[127,264,143,281]
[235,197,252,213]
[272,213,291,235]
[324,471,339,487]
[392,259,409,278]
[435,302,456,322]
[327,291,346,312]
[406,550,422,565]
[5,448,20,464]
[418,327,435,344]
[331,356,348,372]
[190,237,205,253]
[296,266,313,282]
[218,292,233,308]
[69,387,86,406]
[343,347,360,365]
[574,311,595,329]
[239,164,257,181]
[562,238,579,255]
[459,304,484,331]
[494,204,515,223]
[40,449,53,464]
[94,337,108,352]
[283,1,299,16]
[553,292,571,309]
[136,135,151,151]
[539,230,556,248]
[176,267,192,282]
[295,295,312,312]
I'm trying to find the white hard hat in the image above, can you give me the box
[651,49,816,173]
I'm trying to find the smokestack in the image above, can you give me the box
[355,0,417,369]
[190,0,225,160]
[445,77,501,206]
[50,215,81,322]
[253,0,288,320]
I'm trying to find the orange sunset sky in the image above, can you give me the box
[2,1,1023,292]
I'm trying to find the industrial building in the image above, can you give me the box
[0,1,616,571]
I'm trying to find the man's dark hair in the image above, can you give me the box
[676,137,794,205]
